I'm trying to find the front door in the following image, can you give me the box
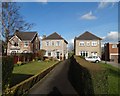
[56,52,59,59]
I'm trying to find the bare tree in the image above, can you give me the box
[1,2,34,55]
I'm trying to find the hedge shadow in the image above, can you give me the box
[68,56,94,95]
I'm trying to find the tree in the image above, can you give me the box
[37,49,46,60]
[1,2,34,55]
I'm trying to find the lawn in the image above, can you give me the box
[100,63,120,95]
[10,60,58,87]
[74,56,120,95]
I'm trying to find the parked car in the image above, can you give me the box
[85,56,101,63]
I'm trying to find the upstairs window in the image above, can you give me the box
[87,42,90,46]
[112,44,117,48]
[51,41,54,46]
[14,42,18,46]
[56,41,61,46]
[92,41,97,46]
[79,41,85,46]
[24,41,29,47]
[46,41,50,46]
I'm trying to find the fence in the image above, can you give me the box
[12,53,37,64]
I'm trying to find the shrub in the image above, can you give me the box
[79,56,85,59]
[2,56,14,93]
[17,61,22,66]
[37,49,46,61]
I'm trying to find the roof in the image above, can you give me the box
[42,32,68,44]
[14,31,37,41]
[75,31,102,40]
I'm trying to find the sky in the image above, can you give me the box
[17,2,118,47]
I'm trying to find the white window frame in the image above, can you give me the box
[87,42,90,46]
[56,41,61,46]
[79,41,85,46]
[24,41,29,47]
[51,41,54,46]
[48,51,51,56]
[80,51,88,57]
[46,41,50,46]
[112,44,117,48]
[92,41,97,46]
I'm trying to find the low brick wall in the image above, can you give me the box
[3,61,60,96]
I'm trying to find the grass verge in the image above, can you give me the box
[99,63,120,95]
[10,61,57,87]
[74,56,120,95]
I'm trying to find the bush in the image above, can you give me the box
[37,49,46,61]
[79,56,85,59]
[2,56,14,93]
[17,61,22,66]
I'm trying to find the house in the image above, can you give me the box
[118,41,120,63]
[7,30,40,55]
[74,31,102,57]
[41,32,68,60]
[104,42,119,63]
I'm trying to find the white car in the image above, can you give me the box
[85,56,101,63]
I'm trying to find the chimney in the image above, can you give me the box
[14,30,19,35]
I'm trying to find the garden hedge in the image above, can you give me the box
[3,61,60,96]
[2,56,14,94]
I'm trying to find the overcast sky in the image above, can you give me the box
[17,2,118,47]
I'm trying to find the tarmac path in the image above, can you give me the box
[28,59,78,95]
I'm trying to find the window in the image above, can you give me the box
[48,51,51,56]
[11,40,14,45]
[92,41,97,46]
[79,41,85,46]
[91,52,97,56]
[46,41,50,46]
[80,51,88,57]
[87,42,90,46]
[24,41,29,47]
[52,41,54,46]
[56,41,61,46]
[14,42,18,46]
[112,44,117,48]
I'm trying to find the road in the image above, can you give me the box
[28,59,78,95]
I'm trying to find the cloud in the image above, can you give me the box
[102,31,120,43]
[39,36,43,40]
[80,11,97,20]
[98,1,116,9]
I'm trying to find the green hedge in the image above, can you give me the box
[2,56,14,93]
[4,61,60,96]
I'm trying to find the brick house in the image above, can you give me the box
[41,32,68,60]
[74,31,102,57]
[7,30,40,55]
[104,42,119,63]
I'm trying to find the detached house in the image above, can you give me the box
[41,32,68,60]
[104,42,119,63]
[74,31,102,57]
[7,30,40,55]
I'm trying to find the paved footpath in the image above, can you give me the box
[28,59,78,95]
[101,61,120,68]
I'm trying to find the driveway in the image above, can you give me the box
[28,59,78,95]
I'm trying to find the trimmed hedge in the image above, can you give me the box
[3,61,60,96]
[2,56,14,93]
